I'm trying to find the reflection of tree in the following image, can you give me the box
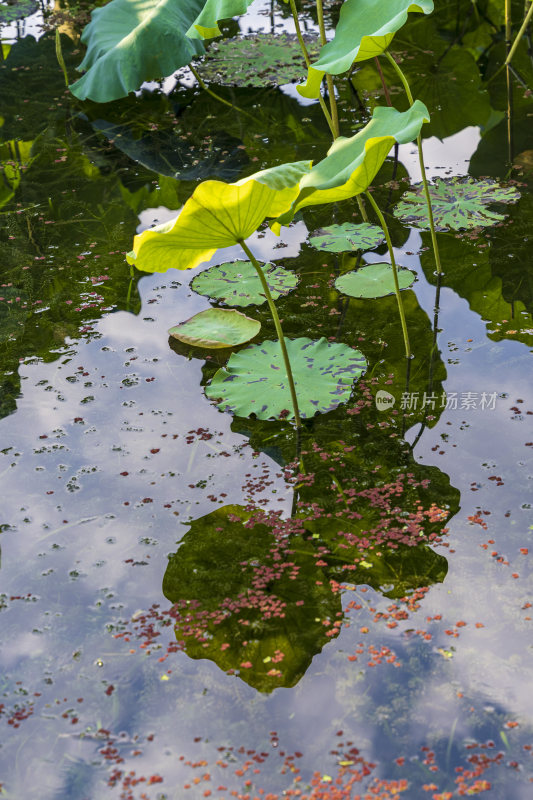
[162,504,342,693]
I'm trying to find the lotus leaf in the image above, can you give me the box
[162,505,341,692]
[0,0,37,23]
[275,102,429,228]
[393,177,520,231]
[298,0,434,99]
[188,0,256,39]
[199,34,320,87]
[91,119,248,182]
[128,160,312,273]
[205,337,367,419]
[191,260,299,307]
[69,0,206,102]
[168,308,260,348]
[308,222,384,253]
[335,263,416,298]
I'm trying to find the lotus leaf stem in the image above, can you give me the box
[364,191,411,360]
[316,0,340,137]
[287,0,368,222]
[55,30,69,87]
[383,51,443,275]
[506,0,515,163]
[238,239,302,429]
[188,63,255,121]
[287,0,336,137]
[507,0,533,66]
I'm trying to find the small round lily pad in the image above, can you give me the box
[205,337,367,420]
[309,222,385,253]
[168,308,260,349]
[200,33,321,87]
[191,260,299,307]
[335,263,416,298]
[393,176,520,231]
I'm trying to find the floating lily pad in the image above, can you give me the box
[205,337,367,419]
[191,260,299,307]
[200,33,320,87]
[393,177,520,231]
[168,308,260,349]
[335,263,416,298]
[0,0,38,23]
[309,222,385,253]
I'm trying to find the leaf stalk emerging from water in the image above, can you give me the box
[383,51,442,275]
[364,191,411,360]
[238,239,302,428]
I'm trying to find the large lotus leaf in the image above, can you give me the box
[335,263,416,298]
[168,308,260,348]
[191,260,299,307]
[298,0,434,99]
[162,505,341,692]
[128,160,312,273]
[199,34,320,87]
[308,222,384,252]
[205,337,367,420]
[394,177,520,231]
[69,0,206,102]
[187,0,255,38]
[275,102,429,228]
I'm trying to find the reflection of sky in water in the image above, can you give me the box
[1,7,533,800]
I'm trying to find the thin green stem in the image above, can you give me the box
[316,0,340,136]
[364,191,411,360]
[239,238,302,429]
[189,63,255,120]
[383,51,442,275]
[356,195,369,222]
[506,0,515,163]
[55,29,69,87]
[384,49,413,102]
[287,0,335,136]
[507,0,533,65]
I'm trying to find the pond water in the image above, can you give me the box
[1,1,533,798]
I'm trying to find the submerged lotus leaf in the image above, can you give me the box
[393,177,520,231]
[275,102,430,227]
[0,0,38,23]
[168,308,260,348]
[298,0,434,99]
[187,0,255,38]
[191,260,299,307]
[162,505,341,692]
[309,222,385,253]
[199,33,320,87]
[205,337,367,419]
[92,120,247,182]
[69,0,206,102]
[128,160,311,273]
[335,263,416,298]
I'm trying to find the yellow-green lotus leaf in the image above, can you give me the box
[298,0,434,99]
[274,102,429,229]
[128,161,311,273]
